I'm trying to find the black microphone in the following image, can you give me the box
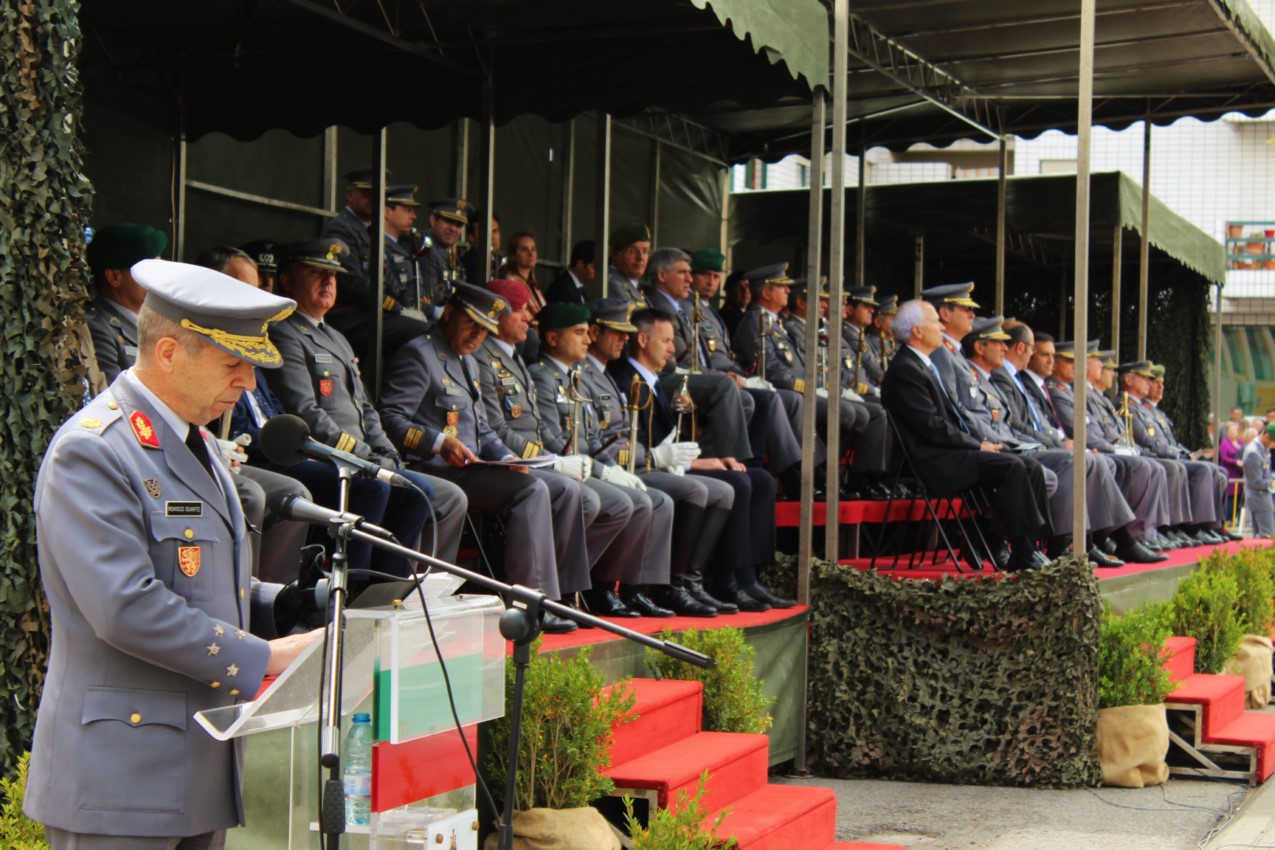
[259,414,414,489]
[268,492,397,542]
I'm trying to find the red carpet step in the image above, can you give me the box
[1162,635,1275,784]
[606,679,902,850]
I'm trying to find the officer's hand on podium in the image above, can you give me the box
[266,628,324,677]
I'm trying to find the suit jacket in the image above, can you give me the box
[266,313,397,461]
[991,367,1065,448]
[378,332,512,465]
[880,344,982,496]
[85,295,139,383]
[608,357,678,451]
[26,374,273,837]
[544,268,587,305]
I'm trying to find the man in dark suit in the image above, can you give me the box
[545,240,595,305]
[881,300,1051,571]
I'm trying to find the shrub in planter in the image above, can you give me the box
[0,753,49,850]
[1213,549,1275,636]
[1172,567,1244,674]
[623,771,737,850]
[1095,604,1173,788]
[484,641,635,813]
[647,627,774,734]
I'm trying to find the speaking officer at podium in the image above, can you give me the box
[25,260,320,850]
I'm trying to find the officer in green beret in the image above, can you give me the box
[85,223,168,383]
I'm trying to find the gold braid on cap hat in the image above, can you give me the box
[180,305,295,365]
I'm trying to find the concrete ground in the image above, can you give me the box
[775,774,1251,850]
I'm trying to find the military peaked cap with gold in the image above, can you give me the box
[131,259,296,369]
[1149,363,1165,378]
[430,197,475,225]
[877,294,899,315]
[278,238,349,273]
[1054,340,1077,360]
[846,285,879,306]
[450,281,510,333]
[971,316,1011,341]
[386,184,420,207]
[343,166,391,189]
[1117,360,1155,377]
[589,298,638,332]
[240,239,278,273]
[744,262,794,296]
[921,282,979,309]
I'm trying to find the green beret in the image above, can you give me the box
[87,224,168,274]
[610,223,651,248]
[537,301,592,332]
[1267,423,1275,441]
[690,248,726,273]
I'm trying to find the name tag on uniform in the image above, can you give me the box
[314,353,334,363]
[166,501,203,517]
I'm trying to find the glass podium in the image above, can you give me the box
[198,588,505,849]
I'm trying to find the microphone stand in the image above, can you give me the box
[317,520,714,850]
[318,465,355,850]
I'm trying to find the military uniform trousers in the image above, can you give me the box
[639,470,734,581]
[413,464,589,600]
[692,469,775,594]
[1094,454,1167,541]
[1030,450,1134,535]
[586,479,674,586]
[1246,486,1274,536]
[746,388,807,472]
[45,827,224,850]
[656,372,753,461]
[815,395,889,475]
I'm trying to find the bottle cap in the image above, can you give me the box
[353,712,371,723]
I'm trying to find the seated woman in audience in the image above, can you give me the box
[498,231,546,360]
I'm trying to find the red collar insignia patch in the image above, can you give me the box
[130,411,160,449]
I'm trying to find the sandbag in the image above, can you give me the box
[1094,704,1170,788]
[1224,634,1273,710]
[482,807,622,850]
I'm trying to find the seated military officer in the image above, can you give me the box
[419,197,475,314]
[611,307,793,610]
[325,184,431,360]
[85,223,168,386]
[265,239,467,585]
[606,224,652,307]
[529,301,679,617]
[378,283,592,633]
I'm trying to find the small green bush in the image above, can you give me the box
[1,753,49,850]
[623,771,737,850]
[1172,566,1245,674]
[484,641,635,812]
[1206,549,1275,636]
[1098,602,1175,709]
[646,628,774,735]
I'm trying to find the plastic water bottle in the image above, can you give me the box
[344,712,373,826]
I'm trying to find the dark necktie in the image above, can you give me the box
[186,427,215,479]
[926,360,971,435]
[1013,373,1046,431]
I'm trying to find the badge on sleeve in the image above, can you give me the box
[319,378,334,397]
[179,546,201,577]
[130,411,160,449]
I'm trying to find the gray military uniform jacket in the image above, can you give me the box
[843,322,883,389]
[1128,393,1179,457]
[266,313,399,461]
[475,337,553,459]
[696,302,744,375]
[733,306,807,392]
[607,266,648,308]
[379,333,512,465]
[85,295,139,383]
[578,355,648,469]
[26,374,273,838]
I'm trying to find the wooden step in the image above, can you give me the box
[604,731,769,813]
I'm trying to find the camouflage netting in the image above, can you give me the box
[807,557,1104,787]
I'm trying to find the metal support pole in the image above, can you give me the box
[595,113,613,298]
[995,135,1007,316]
[855,136,867,285]
[560,120,576,266]
[798,94,826,594]
[914,235,924,297]
[455,118,472,200]
[825,0,849,562]
[366,130,388,398]
[795,92,826,777]
[1071,0,1096,550]
[650,142,662,243]
[175,134,187,260]
[479,81,496,288]
[322,127,339,213]
[1214,282,1224,441]
[1111,227,1123,360]
[1138,119,1151,359]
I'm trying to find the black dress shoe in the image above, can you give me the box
[684,581,738,614]
[1004,549,1049,572]
[583,588,640,618]
[542,612,579,634]
[1203,530,1227,545]
[1115,541,1169,564]
[621,589,674,617]
[722,589,770,612]
[1101,538,1119,555]
[1225,529,1244,542]
[745,583,796,609]
[1143,537,1165,553]
[1088,548,1126,568]
[663,587,718,617]
[839,487,865,500]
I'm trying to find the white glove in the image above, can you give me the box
[744,376,776,392]
[673,366,692,376]
[651,440,701,470]
[601,464,647,491]
[816,387,830,400]
[552,455,593,482]
[841,388,865,403]
[216,438,248,469]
